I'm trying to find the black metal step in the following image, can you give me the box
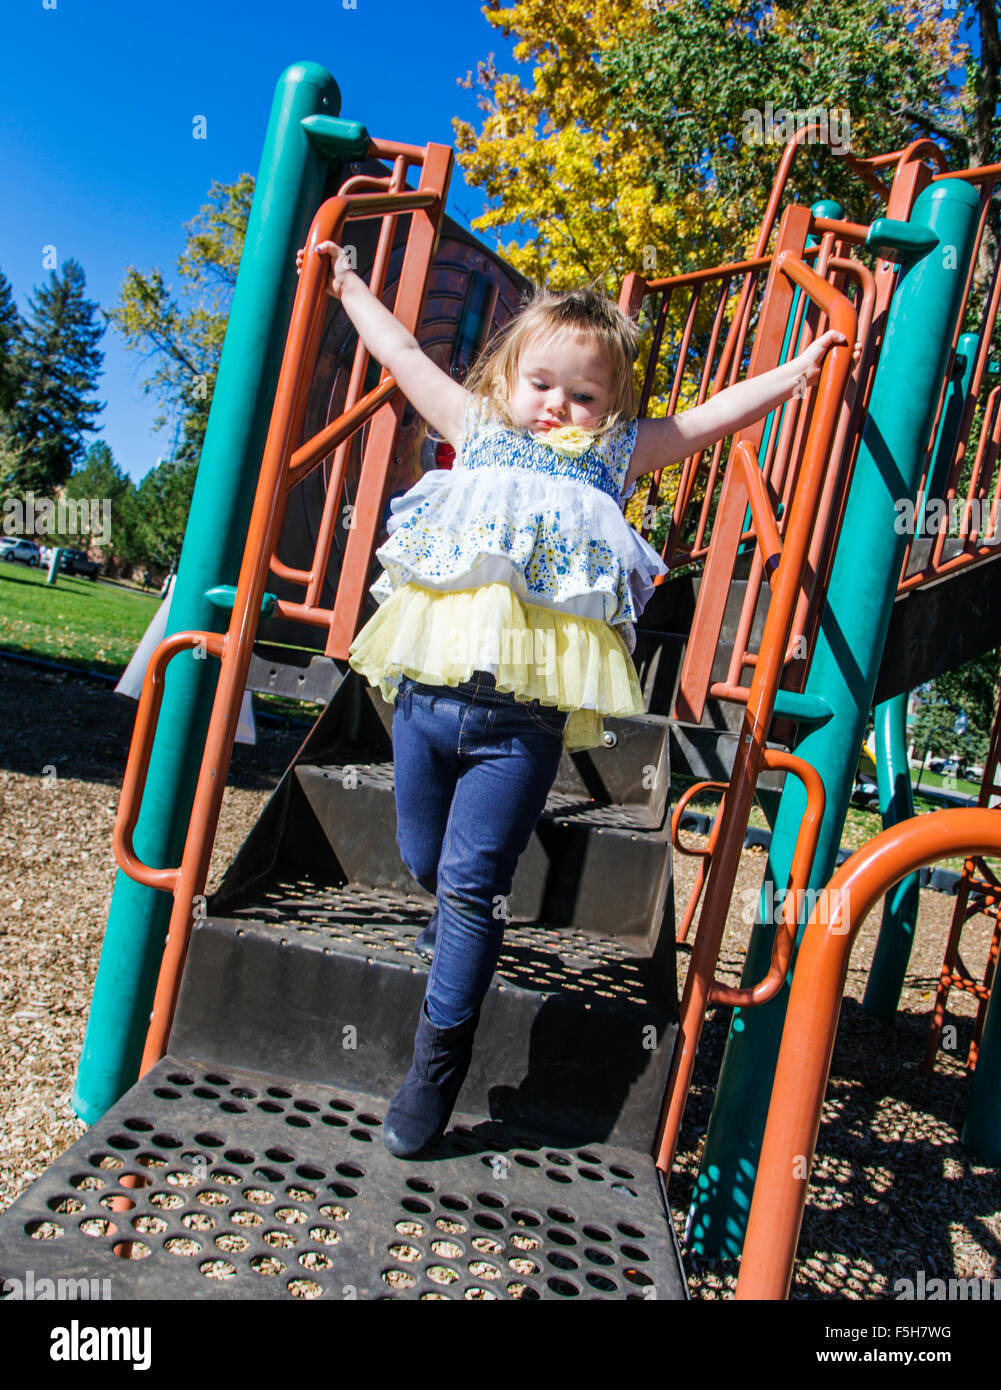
[210,671,675,956]
[170,881,678,1153]
[0,1057,687,1301]
[294,755,674,947]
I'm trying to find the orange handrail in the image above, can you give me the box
[110,141,453,1077]
[736,807,1001,1300]
[113,631,225,893]
[924,696,1001,1073]
[709,749,824,1009]
[735,440,783,578]
[671,781,729,860]
[654,248,856,1174]
[672,782,727,947]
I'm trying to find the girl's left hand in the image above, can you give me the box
[791,329,862,394]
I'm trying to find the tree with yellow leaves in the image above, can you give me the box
[453,0,967,289]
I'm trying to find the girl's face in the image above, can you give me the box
[510,329,615,434]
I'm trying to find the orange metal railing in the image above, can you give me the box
[620,221,875,736]
[652,249,857,1174]
[660,137,1001,967]
[923,697,1001,1074]
[735,806,1001,1300]
[113,139,453,1074]
[625,136,1001,741]
[652,138,1001,1296]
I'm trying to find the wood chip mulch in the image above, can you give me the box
[1,659,997,1299]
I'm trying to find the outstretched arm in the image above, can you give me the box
[297,240,470,447]
[623,330,856,495]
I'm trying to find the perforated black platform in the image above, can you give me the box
[223,878,670,1007]
[297,757,667,831]
[0,1058,687,1301]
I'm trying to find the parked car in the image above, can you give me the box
[964,763,985,783]
[0,536,41,566]
[58,548,101,580]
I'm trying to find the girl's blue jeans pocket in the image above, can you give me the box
[522,699,569,738]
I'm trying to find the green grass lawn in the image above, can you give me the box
[912,767,981,798]
[0,561,160,675]
[0,562,326,729]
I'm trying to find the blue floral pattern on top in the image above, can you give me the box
[368,394,669,652]
[459,398,632,499]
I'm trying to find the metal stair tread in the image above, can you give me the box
[214,881,670,1010]
[0,1056,686,1301]
[296,760,665,831]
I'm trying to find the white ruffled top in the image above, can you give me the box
[369,395,668,653]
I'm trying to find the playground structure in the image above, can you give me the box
[1,61,1000,1300]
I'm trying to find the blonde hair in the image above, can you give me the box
[463,284,641,435]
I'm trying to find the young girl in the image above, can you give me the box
[298,239,848,1160]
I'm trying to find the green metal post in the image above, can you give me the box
[46,547,61,585]
[862,692,920,1018]
[73,62,354,1123]
[917,331,979,533]
[687,177,982,1256]
[863,331,976,1015]
[963,964,1001,1162]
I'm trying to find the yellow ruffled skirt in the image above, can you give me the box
[347,581,646,751]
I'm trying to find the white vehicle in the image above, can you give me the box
[0,537,41,566]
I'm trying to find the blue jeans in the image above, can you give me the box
[392,670,568,1028]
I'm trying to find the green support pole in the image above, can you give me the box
[72,62,359,1123]
[963,965,1001,1162]
[917,331,979,533]
[687,177,982,1256]
[862,692,920,1018]
[860,321,977,1015]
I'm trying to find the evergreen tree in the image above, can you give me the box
[62,440,133,557]
[911,647,1001,767]
[125,456,197,571]
[6,258,105,494]
[0,268,25,416]
[0,268,29,494]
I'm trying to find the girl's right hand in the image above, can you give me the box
[295,240,354,299]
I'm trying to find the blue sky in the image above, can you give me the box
[3,3,983,484]
[2,0,522,482]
